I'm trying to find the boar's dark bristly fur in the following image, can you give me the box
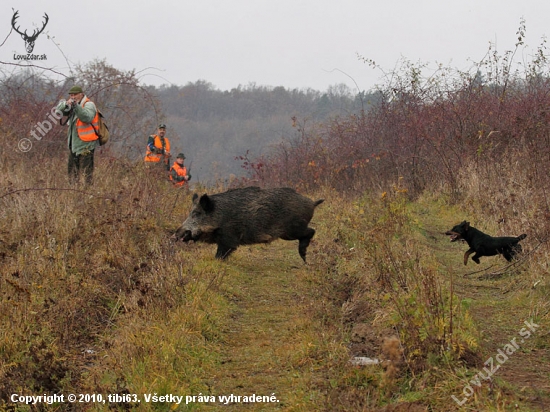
[174,186,324,262]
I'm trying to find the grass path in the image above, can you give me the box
[413,199,550,410]
[201,246,336,411]
[184,197,548,411]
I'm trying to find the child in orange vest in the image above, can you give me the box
[169,153,191,187]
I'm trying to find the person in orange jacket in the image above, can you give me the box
[144,124,171,170]
[57,85,100,184]
[169,153,191,187]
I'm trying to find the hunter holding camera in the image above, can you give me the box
[144,124,171,170]
[57,85,99,184]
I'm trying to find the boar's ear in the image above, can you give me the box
[192,193,199,204]
[464,221,470,230]
[199,194,215,213]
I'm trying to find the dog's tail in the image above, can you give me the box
[517,234,527,241]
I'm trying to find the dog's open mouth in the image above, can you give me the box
[445,231,463,242]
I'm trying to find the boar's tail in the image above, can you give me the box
[314,199,325,207]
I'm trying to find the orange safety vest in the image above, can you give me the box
[169,162,188,187]
[144,135,171,162]
[76,97,100,142]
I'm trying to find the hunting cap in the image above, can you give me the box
[68,85,83,94]
[177,153,185,159]
[158,123,167,129]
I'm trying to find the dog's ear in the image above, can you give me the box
[464,221,470,230]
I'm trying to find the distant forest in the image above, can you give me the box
[155,81,373,183]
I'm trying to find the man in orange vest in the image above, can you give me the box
[56,85,100,184]
[169,153,191,187]
[144,124,171,170]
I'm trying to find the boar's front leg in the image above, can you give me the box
[214,233,239,260]
[215,244,236,260]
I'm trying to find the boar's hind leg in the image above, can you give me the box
[281,224,316,262]
[298,228,316,263]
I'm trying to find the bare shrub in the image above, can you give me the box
[242,25,550,205]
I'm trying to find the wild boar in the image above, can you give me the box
[174,186,324,261]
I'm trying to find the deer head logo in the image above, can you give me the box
[11,10,49,54]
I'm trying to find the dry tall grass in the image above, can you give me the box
[1,148,549,411]
[0,155,223,402]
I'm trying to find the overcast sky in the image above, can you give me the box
[1,0,549,93]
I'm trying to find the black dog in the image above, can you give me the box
[446,221,527,265]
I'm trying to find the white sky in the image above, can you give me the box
[1,0,549,92]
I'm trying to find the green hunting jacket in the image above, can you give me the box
[56,96,98,155]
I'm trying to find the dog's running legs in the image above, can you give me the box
[464,249,474,265]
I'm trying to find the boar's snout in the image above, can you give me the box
[174,228,193,242]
